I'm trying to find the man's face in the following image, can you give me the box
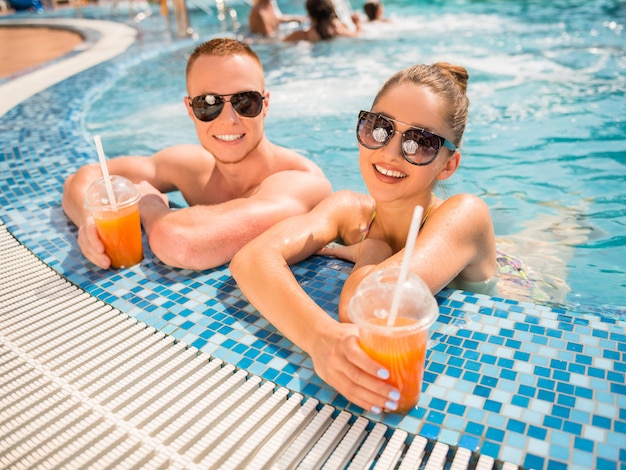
[185,54,268,165]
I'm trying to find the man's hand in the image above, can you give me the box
[77,181,165,270]
[77,216,111,269]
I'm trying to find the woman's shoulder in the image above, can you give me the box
[283,28,317,42]
[436,193,497,287]
[329,189,373,206]
[437,193,490,216]
[283,30,304,41]
[431,193,494,234]
[316,189,374,219]
[318,190,375,244]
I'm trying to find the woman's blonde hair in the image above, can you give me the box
[372,62,469,148]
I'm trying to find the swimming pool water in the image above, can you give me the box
[79,0,625,311]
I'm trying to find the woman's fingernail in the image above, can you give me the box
[377,369,390,380]
[385,400,398,411]
[371,406,382,414]
[389,390,401,401]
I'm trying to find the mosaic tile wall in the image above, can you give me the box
[1,18,625,470]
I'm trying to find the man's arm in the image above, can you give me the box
[62,153,168,227]
[61,154,159,268]
[61,145,194,268]
[141,169,332,270]
[62,143,212,226]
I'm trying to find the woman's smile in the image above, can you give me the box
[373,163,407,179]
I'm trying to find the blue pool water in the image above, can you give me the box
[81,0,626,311]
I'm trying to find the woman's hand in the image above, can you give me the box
[318,239,392,266]
[317,242,360,263]
[308,322,401,413]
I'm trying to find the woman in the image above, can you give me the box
[230,63,496,413]
[283,0,361,42]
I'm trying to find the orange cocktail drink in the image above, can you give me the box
[85,175,143,268]
[348,267,438,413]
[92,204,143,268]
[358,317,429,412]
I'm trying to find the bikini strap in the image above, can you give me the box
[360,209,377,242]
[420,192,436,229]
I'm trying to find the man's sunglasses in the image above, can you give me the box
[187,91,265,122]
[356,110,457,166]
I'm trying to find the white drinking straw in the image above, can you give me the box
[387,204,424,326]
[94,135,117,209]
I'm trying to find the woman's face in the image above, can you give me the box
[358,82,455,205]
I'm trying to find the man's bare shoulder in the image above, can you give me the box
[252,144,332,207]
[269,143,326,176]
[142,144,217,198]
[151,143,216,177]
[152,144,213,163]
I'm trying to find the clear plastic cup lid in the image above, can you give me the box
[348,267,439,332]
[84,175,141,211]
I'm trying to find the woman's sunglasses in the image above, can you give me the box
[356,110,457,166]
[187,91,265,122]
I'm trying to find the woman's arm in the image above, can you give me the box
[230,192,403,412]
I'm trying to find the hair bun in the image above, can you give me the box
[433,62,469,94]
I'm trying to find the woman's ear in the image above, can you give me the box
[436,150,461,181]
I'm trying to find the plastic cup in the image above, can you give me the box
[348,267,438,412]
[84,175,143,269]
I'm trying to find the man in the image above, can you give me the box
[62,38,332,270]
[248,0,305,37]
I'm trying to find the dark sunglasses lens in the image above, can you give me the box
[231,92,264,118]
[192,95,224,122]
[402,129,441,164]
[357,112,393,149]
